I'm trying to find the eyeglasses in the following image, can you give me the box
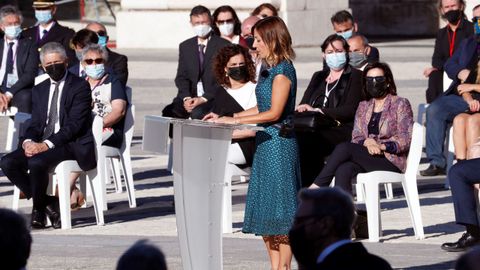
[366,76,386,83]
[84,58,104,65]
[217,18,234,24]
[96,30,107,37]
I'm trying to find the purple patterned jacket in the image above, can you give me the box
[351,94,413,172]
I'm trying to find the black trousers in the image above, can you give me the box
[296,124,353,187]
[0,144,75,210]
[162,98,213,120]
[313,142,401,195]
[425,69,443,104]
[448,159,480,227]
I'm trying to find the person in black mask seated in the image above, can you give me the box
[295,34,364,187]
[310,62,414,200]
[203,44,257,166]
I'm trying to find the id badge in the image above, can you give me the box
[6,73,18,88]
[196,81,205,97]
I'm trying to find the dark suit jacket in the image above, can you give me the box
[107,48,128,87]
[444,36,478,95]
[367,45,380,63]
[22,21,76,66]
[432,18,473,71]
[174,34,230,101]
[300,66,365,123]
[0,37,38,95]
[316,242,392,270]
[22,72,96,171]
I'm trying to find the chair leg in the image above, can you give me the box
[363,181,381,242]
[120,152,136,208]
[445,126,455,189]
[56,166,72,229]
[355,183,364,202]
[111,158,123,193]
[384,183,394,200]
[401,178,425,240]
[12,185,20,210]
[5,116,14,151]
[87,169,105,226]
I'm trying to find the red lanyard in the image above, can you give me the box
[447,25,458,57]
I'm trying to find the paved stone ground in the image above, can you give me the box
[0,37,471,269]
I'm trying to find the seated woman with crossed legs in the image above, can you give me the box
[310,62,413,196]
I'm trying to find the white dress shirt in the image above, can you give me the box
[43,73,67,148]
[0,38,19,97]
[39,21,54,39]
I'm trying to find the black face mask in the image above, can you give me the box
[245,36,255,50]
[228,65,248,82]
[366,77,388,98]
[443,9,462,24]
[45,63,66,81]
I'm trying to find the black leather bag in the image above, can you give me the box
[292,111,340,132]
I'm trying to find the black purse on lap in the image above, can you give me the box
[291,111,340,132]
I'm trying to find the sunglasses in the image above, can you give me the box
[97,30,107,37]
[217,18,234,24]
[84,58,104,65]
[366,76,386,83]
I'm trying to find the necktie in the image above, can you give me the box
[41,29,48,40]
[43,82,60,140]
[198,44,205,73]
[2,42,14,90]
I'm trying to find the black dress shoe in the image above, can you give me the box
[45,199,62,229]
[420,164,446,176]
[31,209,46,229]
[441,232,480,252]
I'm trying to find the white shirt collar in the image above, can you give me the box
[40,21,55,33]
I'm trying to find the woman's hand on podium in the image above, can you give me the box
[202,112,219,121]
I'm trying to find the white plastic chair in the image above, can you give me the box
[11,116,107,229]
[0,106,22,152]
[222,163,250,233]
[356,122,425,242]
[103,103,137,208]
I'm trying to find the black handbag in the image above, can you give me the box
[291,111,340,132]
[291,94,341,132]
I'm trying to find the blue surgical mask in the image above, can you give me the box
[337,29,353,40]
[97,35,108,47]
[4,25,22,39]
[35,10,52,24]
[325,52,347,70]
[85,64,105,79]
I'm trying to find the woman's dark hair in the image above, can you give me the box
[212,5,242,36]
[71,29,99,49]
[362,62,397,98]
[321,34,349,53]
[213,44,256,88]
[251,3,278,17]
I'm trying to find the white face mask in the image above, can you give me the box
[193,24,212,38]
[218,23,234,36]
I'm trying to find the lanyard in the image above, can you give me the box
[447,25,458,57]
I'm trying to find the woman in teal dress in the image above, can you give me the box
[204,16,301,269]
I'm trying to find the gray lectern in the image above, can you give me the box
[142,116,262,270]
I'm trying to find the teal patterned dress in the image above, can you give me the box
[242,60,301,236]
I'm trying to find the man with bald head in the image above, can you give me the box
[347,33,374,70]
[85,22,129,86]
[241,15,260,50]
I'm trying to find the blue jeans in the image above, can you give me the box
[425,94,468,167]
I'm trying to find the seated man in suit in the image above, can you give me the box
[85,22,129,87]
[162,5,230,119]
[22,0,76,66]
[0,5,39,113]
[0,42,96,229]
[331,10,379,63]
[289,188,392,270]
[441,159,480,252]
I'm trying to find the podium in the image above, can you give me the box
[142,116,262,270]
